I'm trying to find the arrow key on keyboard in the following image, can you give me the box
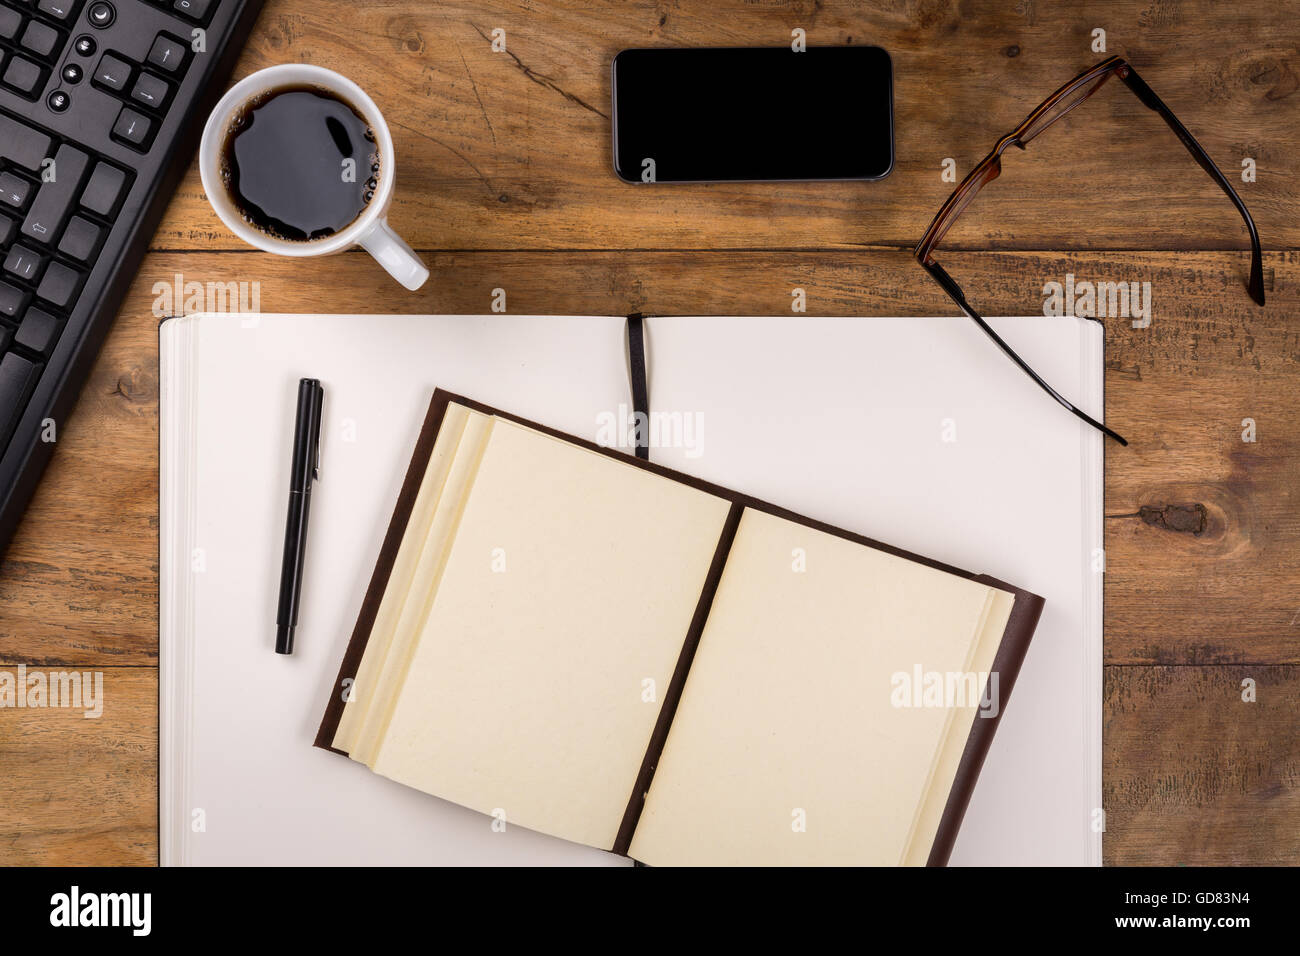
[93,53,132,92]
[147,35,187,73]
[131,72,169,109]
[111,107,153,148]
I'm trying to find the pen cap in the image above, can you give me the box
[290,378,324,488]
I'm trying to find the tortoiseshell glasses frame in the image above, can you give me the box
[915,56,1265,446]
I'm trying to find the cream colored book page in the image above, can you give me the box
[332,404,472,753]
[629,509,999,866]
[901,588,1013,866]
[370,418,732,851]
[345,409,495,764]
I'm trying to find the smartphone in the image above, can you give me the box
[611,46,893,184]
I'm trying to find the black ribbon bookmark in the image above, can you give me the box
[626,313,650,460]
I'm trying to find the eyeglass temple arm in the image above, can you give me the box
[922,260,1128,446]
[1119,66,1265,306]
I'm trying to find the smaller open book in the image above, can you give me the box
[316,390,1045,865]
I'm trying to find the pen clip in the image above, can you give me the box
[311,383,323,482]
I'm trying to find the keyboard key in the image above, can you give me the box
[36,261,80,308]
[3,56,43,95]
[80,162,126,215]
[0,115,53,171]
[15,307,61,355]
[0,215,15,246]
[87,1,114,29]
[147,35,186,73]
[0,173,31,209]
[37,0,78,21]
[4,245,45,283]
[58,216,102,261]
[130,71,168,109]
[173,0,214,19]
[0,7,21,40]
[93,52,131,91]
[20,21,59,58]
[0,352,43,452]
[0,325,10,353]
[111,106,152,147]
[22,144,90,244]
[0,281,28,317]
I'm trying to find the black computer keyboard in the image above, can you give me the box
[0,0,264,554]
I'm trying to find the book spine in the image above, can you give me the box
[611,501,745,857]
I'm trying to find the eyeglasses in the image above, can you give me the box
[915,56,1265,446]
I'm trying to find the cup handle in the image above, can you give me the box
[358,217,429,291]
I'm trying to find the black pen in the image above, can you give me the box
[275,378,324,655]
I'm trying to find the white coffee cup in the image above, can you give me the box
[199,64,429,291]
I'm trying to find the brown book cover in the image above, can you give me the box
[315,389,1046,865]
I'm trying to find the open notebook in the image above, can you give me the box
[315,391,1042,865]
[160,313,1103,866]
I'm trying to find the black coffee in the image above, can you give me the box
[219,86,380,242]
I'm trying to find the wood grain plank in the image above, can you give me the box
[1104,664,1300,865]
[1,248,1295,667]
[0,667,156,866]
[150,0,1300,252]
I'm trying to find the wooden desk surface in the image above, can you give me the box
[2,0,1297,865]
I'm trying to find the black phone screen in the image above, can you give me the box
[611,46,893,183]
